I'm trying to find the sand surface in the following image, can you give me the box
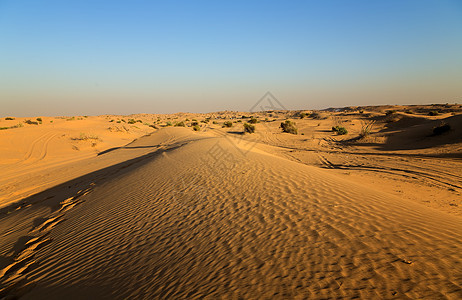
[1,106,461,298]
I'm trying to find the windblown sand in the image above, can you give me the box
[1,106,461,299]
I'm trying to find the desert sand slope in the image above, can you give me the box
[1,128,461,299]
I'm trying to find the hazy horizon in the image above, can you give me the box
[1,0,462,117]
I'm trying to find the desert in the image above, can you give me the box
[1,104,461,299]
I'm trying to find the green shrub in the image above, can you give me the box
[36,117,42,124]
[433,122,451,135]
[223,121,233,128]
[212,121,218,124]
[299,112,307,119]
[166,121,172,126]
[175,121,185,127]
[429,111,439,116]
[193,125,200,131]
[128,119,136,124]
[243,123,255,133]
[332,126,348,135]
[280,120,297,134]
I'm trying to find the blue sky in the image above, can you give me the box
[1,0,461,116]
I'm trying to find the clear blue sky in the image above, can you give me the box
[1,0,461,116]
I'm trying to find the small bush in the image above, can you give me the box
[36,117,42,124]
[332,126,347,135]
[193,125,200,131]
[405,110,413,114]
[166,121,172,126]
[433,122,451,135]
[429,111,439,116]
[243,123,255,133]
[175,121,185,127]
[109,119,114,122]
[223,121,233,128]
[128,119,136,124]
[24,119,39,125]
[191,121,199,126]
[249,117,258,124]
[299,112,307,119]
[66,117,75,121]
[309,112,321,119]
[149,124,158,129]
[359,120,375,138]
[359,110,364,114]
[5,117,15,120]
[280,120,297,134]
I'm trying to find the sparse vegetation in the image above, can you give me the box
[166,121,172,126]
[332,126,348,135]
[193,125,200,131]
[0,123,23,130]
[280,120,297,134]
[309,111,324,119]
[359,120,375,138]
[72,133,101,141]
[299,112,307,119]
[175,121,185,127]
[433,122,451,135]
[243,123,255,133]
[66,116,75,121]
[5,117,15,120]
[24,119,39,125]
[249,117,258,124]
[223,121,233,128]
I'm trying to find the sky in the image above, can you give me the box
[1,0,461,116]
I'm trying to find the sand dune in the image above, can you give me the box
[1,106,462,298]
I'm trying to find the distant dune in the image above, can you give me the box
[1,105,461,298]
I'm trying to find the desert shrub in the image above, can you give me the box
[332,126,347,135]
[109,119,114,122]
[212,121,218,124]
[24,119,39,125]
[433,122,451,135]
[359,110,364,114]
[166,121,172,126]
[116,120,121,123]
[136,119,142,123]
[429,111,439,116]
[309,111,323,119]
[265,118,269,122]
[280,120,298,134]
[5,117,15,120]
[248,117,258,124]
[237,120,242,123]
[128,119,136,124]
[36,117,42,124]
[405,110,413,114]
[121,119,126,123]
[73,133,100,141]
[191,121,199,126]
[175,121,185,127]
[192,119,197,121]
[149,124,158,129]
[243,123,255,133]
[223,121,233,128]
[185,118,190,121]
[0,127,8,130]
[359,120,374,138]
[241,115,249,119]
[66,117,75,121]
[299,112,307,119]
[193,125,200,131]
